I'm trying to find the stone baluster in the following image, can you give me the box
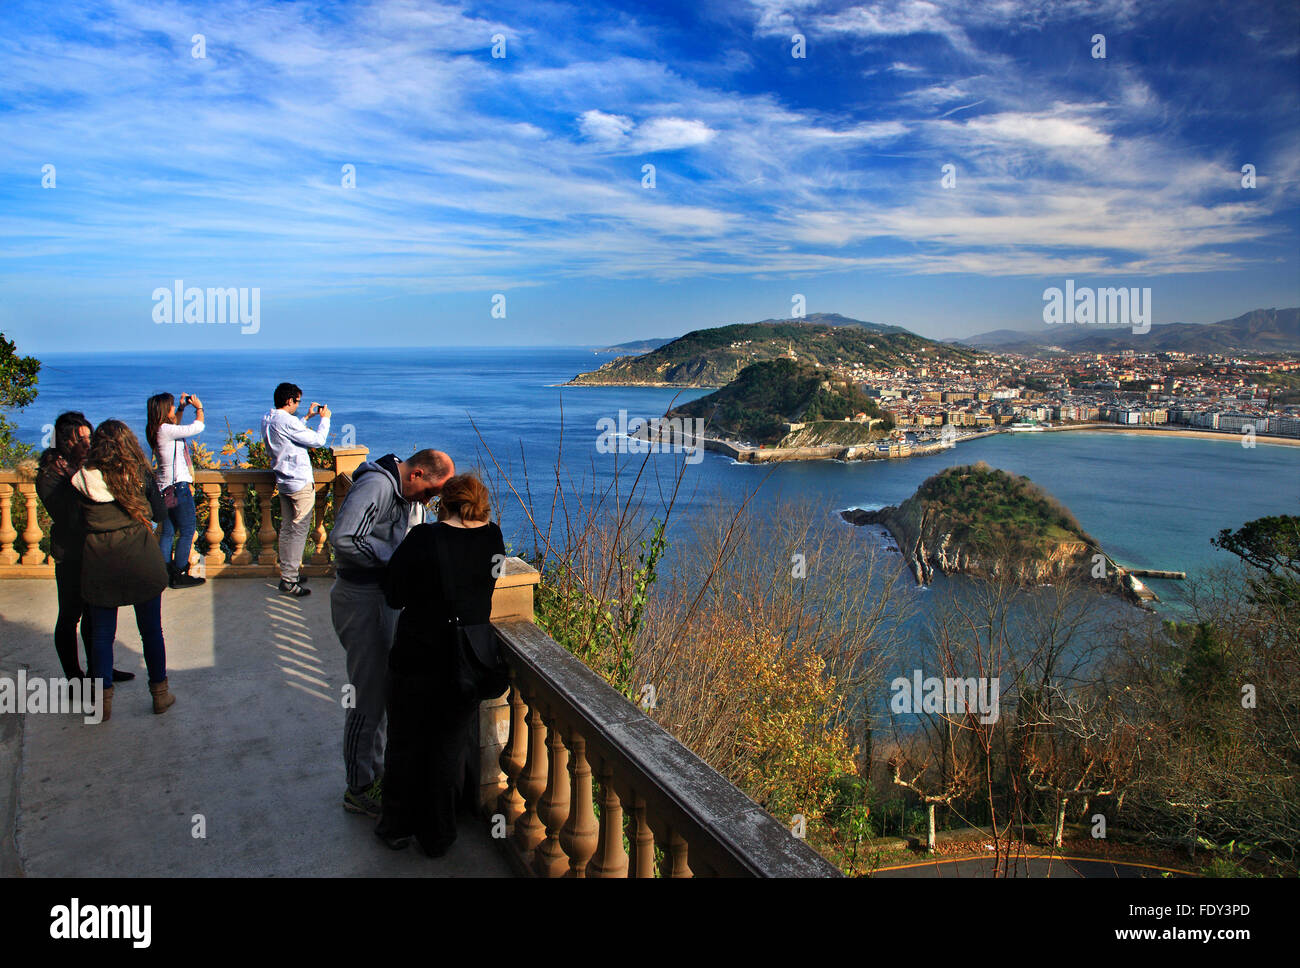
[559,731,598,877]
[310,484,329,561]
[0,483,17,565]
[587,760,628,878]
[201,482,225,570]
[511,696,549,856]
[227,482,251,565]
[19,483,45,565]
[496,684,527,829]
[531,709,571,878]
[257,483,279,567]
[664,828,693,879]
[625,791,656,878]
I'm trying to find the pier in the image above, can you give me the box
[1125,568,1187,580]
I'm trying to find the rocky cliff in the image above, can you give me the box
[842,504,1092,585]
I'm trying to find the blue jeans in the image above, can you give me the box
[159,481,197,571]
[90,596,167,691]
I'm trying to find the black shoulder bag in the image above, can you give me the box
[159,438,180,509]
[433,523,509,705]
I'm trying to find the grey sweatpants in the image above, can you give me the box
[278,484,316,583]
[330,577,400,792]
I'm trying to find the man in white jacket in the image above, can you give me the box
[261,382,331,596]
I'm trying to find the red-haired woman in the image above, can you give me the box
[376,472,504,856]
[72,419,177,721]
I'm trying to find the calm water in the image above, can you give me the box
[16,347,1300,603]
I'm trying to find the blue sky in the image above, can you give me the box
[1,0,1297,352]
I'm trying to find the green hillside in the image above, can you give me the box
[667,358,893,444]
[907,463,1098,560]
[566,313,980,387]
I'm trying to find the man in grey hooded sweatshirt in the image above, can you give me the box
[329,449,454,817]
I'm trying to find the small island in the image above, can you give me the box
[841,463,1151,603]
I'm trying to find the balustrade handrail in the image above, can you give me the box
[491,617,842,878]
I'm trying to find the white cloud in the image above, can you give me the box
[634,117,716,151]
[578,111,715,152]
[962,112,1111,148]
[578,109,635,148]
[0,0,1289,299]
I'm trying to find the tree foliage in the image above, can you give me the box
[672,358,891,444]
[0,333,40,466]
[910,462,1096,558]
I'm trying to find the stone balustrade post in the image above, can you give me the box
[531,708,571,878]
[256,479,278,567]
[624,790,656,878]
[0,483,17,565]
[201,482,225,570]
[227,482,252,565]
[478,557,539,813]
[330,447,369,511]
[512,696,549,857]
[19,483,44,565]
[587,761,628,878]
[559,731,598,877]
[664,828,692,879]
[495,683,527,830]
[309,484,329,562]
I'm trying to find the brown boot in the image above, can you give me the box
[99,685,113,722]
[149,679,175,714]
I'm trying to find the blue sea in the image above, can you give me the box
[16,346,1300,610]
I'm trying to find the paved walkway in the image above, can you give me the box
[0,578,511,877]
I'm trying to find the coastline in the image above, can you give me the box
[1042,424,1300,447]
[558,379,723,389]
[637,418,1300,464]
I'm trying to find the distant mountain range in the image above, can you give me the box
[952,308,1300,355]
[567,313,974,386]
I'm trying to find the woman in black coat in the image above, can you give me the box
[376,472,504,856]
[35,411,135,684]
[71,419,176,721]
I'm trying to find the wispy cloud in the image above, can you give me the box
[0,0,1294,328]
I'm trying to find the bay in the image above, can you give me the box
[15,346,1300,601]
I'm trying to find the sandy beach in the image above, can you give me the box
[1046,424,1300,447]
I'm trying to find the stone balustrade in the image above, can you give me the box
[0,447,370,577]
[481,570,841,878]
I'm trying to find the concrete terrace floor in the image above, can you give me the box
[0,578,512,878]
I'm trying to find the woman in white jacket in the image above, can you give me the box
[146,392,207,588]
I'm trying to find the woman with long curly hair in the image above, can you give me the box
[72,419,176,721]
